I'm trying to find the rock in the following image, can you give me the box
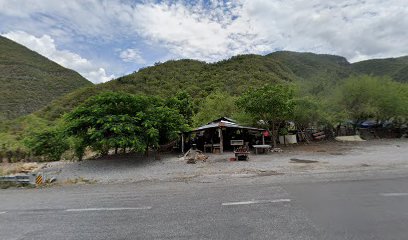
[21,163,39,172]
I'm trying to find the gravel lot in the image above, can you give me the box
[38,139,408,184]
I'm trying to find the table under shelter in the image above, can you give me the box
[253,145,272,154]
[181,117,265,154]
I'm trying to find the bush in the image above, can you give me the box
[23,129,69,161]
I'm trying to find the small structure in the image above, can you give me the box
[181,117,265,153]
[234,145,250,161]
[253,145,272,154]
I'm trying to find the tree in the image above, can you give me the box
[165,91,194,126]
[192,91,238,126]
[64,92,187,158]
[23,128,69,161]
[237,84,296,147]
[332,75,408,129]
[292,96,327,130]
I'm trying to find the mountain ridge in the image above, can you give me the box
[34,51,407,121]
[1,41,407,121]
[0,36,92,120]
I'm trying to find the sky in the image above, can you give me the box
[0,0,407,83]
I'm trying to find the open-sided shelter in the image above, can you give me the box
[181,117,265,153]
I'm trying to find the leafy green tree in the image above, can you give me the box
[332,75,408,128]
[192,91,239,126]
[165,91,194,126]
[64,92,187,157]
[23,128,69,161]
[237,84,296,147]
[292,96,328,130]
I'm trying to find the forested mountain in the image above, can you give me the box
[35,51,408,120]
[38,55,298,120]
[1,41,407,122]
[0,36,92,120]
[35,51,408,121]
[351,56,408,83]
[115,55,295,96]
[267,51,352,81]
[1,49,407,161]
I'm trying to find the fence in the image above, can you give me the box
[0,173,44,185]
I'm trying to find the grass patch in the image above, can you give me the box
[0,162,40,176]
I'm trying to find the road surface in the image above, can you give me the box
[1,173,408,239]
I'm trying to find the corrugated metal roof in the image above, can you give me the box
[207,117,237,124]
[186,118,264,133]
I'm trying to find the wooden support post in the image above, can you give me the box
[181,133,185,154]
[219,127,224,153]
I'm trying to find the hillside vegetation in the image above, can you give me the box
[1,50,407,162]
[37,51,408,121]
[352,56,408,83]
[37,55,299,120]
[0,36,92,121]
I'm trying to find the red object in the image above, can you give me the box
[229,157,237,161]
[263,130,270,137]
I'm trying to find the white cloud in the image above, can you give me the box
[0,0,407,65]
[127,0,408,62]
[2,31,114,83]
[86,68,114,83]
[119,48,145,64]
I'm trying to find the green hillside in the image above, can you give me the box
[1,50,407,161]
[268,51,351,81]
[115,55,295,96]
[267,51,354,94]
[351,56,408,83]
[38,55,299,120]
[0,36,92,120]
[35,52,408,121]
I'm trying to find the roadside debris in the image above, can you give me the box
[47,177,57,183]
[0,162,42,175]
[63,177,96,185]
[335,135,365,142]
[186,158,196,164]
[290,158,319,163]
[20,163,40,173]
[271,148,283,153]
[183,149,208,164]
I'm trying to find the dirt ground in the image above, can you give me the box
[2,139,407,185]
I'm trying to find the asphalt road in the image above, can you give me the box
[1,175,408,240]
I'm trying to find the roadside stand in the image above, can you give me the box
[234,146,250,161]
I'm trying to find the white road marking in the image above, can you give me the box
[222,199,291,206]
[0,211,6,215]
[65,207,152,212]
[380,193,408,197]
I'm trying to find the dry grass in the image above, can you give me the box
[0,162,41,175]
[63,177,97,185]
